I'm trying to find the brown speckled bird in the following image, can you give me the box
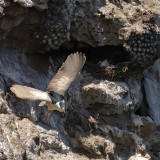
[10,52,86,120]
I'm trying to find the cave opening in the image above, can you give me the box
[46,42,130,66]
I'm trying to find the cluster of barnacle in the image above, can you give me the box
[34,22,69,51]
[34,2,69,51]
[124,26,160,68]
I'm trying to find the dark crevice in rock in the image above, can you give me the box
[135,77,150,117]
[64,108,91,138]
[61,43,129,64]
[23,151,27,160]
[0,149,7,160]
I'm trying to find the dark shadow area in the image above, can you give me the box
[50,43,129,65]
[49,43,143,82]
[109,0,123,9]
[135,77,150,117]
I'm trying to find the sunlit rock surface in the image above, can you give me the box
[0,0,160,159]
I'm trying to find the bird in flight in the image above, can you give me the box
[10,52,86,120]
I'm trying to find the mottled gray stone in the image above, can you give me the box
[0,0,159,159]
[144,59,160,125]
[67,76,143,115]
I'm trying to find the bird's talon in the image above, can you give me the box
[48,114,52,121]
[48,110,53,121]
[43,111,49,120]
[42,111,53,121]
[42,115,47,120]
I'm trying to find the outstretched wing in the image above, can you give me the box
[10,84,51,102]
[48,52,86,96]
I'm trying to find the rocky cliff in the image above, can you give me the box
[0,0,160,159]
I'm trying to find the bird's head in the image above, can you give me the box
[48,91,66,112]
[55,99,66,113]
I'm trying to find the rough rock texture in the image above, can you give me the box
[0,45,158,160]
[143,59,160,125]
[124,27,160,68]
[69,0,160,46]
[0,114,25,160]
[0,1,159,51]
[15,0,49,10]
[0,0,157,69]
[34,1,70,52]
[67,76,142,115]
[0,0,160,160]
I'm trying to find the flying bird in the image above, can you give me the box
[10,52,86,120]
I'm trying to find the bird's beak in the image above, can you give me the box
[61,105,65,113]
[63,107,66,113]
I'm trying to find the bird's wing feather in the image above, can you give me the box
[48,52,86,96]
[10,85,51,102]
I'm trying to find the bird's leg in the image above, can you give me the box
[48,110,53,120]
[43,110,49,120]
